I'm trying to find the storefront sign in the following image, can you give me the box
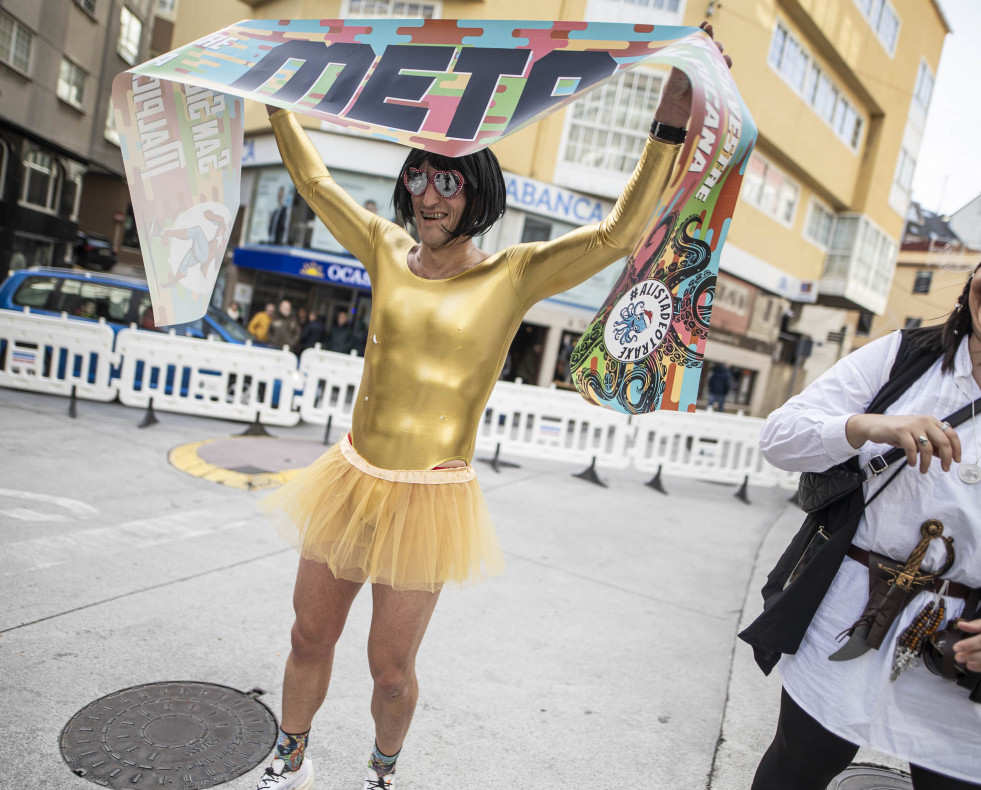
[504,173,605,225]
[233,245,371,291]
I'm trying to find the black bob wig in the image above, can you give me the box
[392,146,507,245]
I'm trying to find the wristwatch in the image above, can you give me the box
[650,120,687,145]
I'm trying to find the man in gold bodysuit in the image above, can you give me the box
[255,24,729,790]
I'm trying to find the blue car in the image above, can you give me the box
[0,267,286,404]
[0,267,257,343]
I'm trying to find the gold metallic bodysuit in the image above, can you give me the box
[271,111,678,470]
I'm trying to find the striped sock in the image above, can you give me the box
[275,727,309,772]
[368,743,400,777]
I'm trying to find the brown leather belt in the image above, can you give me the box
[846,545,974,599]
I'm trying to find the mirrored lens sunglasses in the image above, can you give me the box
[402,167,465,199]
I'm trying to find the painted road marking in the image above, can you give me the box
[0,488,99,521]
[169,440,301,491]
[2,509,249,575]
[0,508,71,523]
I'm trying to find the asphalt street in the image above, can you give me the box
[0,387,905,789]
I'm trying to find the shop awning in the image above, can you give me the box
[233,245,371,292]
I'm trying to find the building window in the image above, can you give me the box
[57,58,86,109]
[768,22,809,92]
[912,270,932,294]
[768,20,864,150]
[61,176,82,220]
[74,0,97,14]
[912,60,934,115]
[853,0,901,56]
[563,69,663,174]
[0,11,34,74]
[904,317,922,329]
[0,140,8,201]
[22,151,62,211]
[155,0,177,13]
[521,216,552,243]
[117,6,142,65]
[741,153,799,227]
[105,102,120,146]
[342,0,440,17]
[824,214,897,301]
[734,368,757,406]
[894,147,916,192]
[804,198,835,248]
[10,236,54,270]
[856,310,874,336]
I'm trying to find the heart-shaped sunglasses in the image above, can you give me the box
[402,167,466,199]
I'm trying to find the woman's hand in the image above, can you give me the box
[653,21,733,130]
[845,413,962,473]
[953,619,981,672]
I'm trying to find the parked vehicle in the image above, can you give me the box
[0,267,259,343]
[74,231,118,271]
[0,267,286,405]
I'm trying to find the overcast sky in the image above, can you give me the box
[909,0,981,215]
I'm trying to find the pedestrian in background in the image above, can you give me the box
[248,302,276,342]
[299,311,326,354]
[325,311,355,354]
[707,362,732,411]
[268,299,301,352]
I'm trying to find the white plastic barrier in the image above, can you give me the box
[477,380,635,469]
[114,329,301,426]
[0,309,117,401]
[0,308,800,490]
[630,409,786,487]
[295,347,366,428]
[755,459,801,491]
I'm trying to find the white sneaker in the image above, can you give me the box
[256,758,314,790]
[364,768,395,789]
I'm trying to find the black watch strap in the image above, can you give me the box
[650,120,687,144]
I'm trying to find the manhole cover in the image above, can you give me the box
[829,764,912,789]
[60,681,278,789]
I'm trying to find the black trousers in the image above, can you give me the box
[752,688,980,790]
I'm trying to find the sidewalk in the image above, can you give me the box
[0,387,824,789]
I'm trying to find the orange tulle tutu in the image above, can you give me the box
[259,436,504,591]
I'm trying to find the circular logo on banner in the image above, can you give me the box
[604,279,673,363]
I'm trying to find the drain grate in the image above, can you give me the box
[829,764,913,789]
[60,681,277,789]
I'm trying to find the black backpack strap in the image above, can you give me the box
[866,328,941,415]
[861,329,976,471]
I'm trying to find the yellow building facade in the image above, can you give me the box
[167,0,948,413]
[855,244,978,342]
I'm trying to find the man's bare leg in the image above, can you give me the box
[281,558,363,733]
[366,584,441,764]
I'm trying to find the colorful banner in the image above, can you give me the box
[112,75,243,325]
[569,34,755,413]
[113,18,755,410]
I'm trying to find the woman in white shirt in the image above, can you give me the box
[751,263,981,789]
